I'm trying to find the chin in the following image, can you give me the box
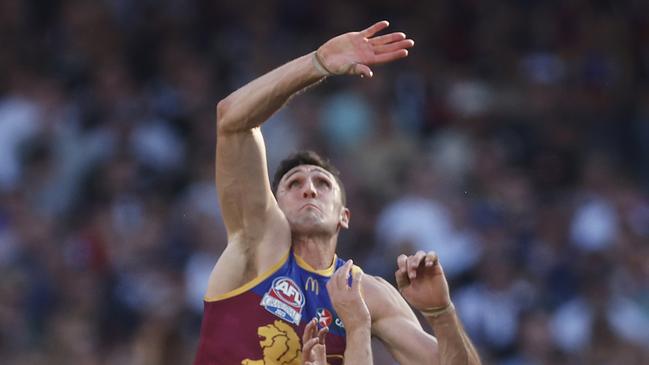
[289,217,334,236]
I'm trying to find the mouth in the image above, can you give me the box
[301,203,321,212]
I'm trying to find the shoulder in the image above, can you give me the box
[361,274,419,323]
[361,275,400,304]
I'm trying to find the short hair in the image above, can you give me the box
[271,150,347,206]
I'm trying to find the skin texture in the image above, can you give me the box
[326,261,372,365]
[209,20,479,365]
[396,251,482,365]
[276,165,349,238]
[301,319,328,365]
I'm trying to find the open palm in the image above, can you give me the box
[317,21,414,78]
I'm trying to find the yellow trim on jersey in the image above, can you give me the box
[204,251,290,302]
[294,252,337,276]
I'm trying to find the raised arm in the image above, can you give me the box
[208,21,414,297]
[396,251,481,365]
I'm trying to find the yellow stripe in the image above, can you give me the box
[204,252,290,302]
[294,252,337,276]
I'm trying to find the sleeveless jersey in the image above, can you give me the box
[193,250,354,365]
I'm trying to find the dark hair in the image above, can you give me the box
[272,150,346,205]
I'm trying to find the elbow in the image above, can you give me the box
[216,98,232,134]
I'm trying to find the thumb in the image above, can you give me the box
[352,63,373,78]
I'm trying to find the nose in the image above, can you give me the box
[302,179,317,199]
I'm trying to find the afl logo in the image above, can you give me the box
[260,277,305,324]
[316,308,333,327]
[271,277,304,307]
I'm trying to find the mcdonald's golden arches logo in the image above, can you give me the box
[304,277,319,295]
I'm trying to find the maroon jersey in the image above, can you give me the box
[194,251,352,365]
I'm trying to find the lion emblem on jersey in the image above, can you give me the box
[242,320,301,365]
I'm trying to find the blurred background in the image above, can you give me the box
[1,0,648,364]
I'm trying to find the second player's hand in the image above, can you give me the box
[395,251,451,311]
[317,20,414,78]
[326,260,371,331]
[302,318,328,365]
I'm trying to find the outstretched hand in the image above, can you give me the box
[301,318,328,365]
[317,20,414,78]
[395,251,451,311]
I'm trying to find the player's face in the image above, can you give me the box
[276,165,349,236]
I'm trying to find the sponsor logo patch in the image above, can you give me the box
[260,277,305,324]
[316,308,333,328]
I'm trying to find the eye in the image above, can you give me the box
[288,179,300,188]
[316,177,332,189]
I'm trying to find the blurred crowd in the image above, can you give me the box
[1,0,648,364]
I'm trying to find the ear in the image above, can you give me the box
[338,207,350,229]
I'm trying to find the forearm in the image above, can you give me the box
[343,327,372,365]
[217,52,326,133]
[427,306,481,365]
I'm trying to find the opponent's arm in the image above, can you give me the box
[302,319,328,365]
[365,275,439,365]
[301,261,373,365]
[327,260,372,365]
[396,251,481,365]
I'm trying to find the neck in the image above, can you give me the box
[292,233,337,270]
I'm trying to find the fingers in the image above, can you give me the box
[369,32,406,46]
[373,39,415,55]
[425,251,439,268]
[360,20,390,37]
[395,254,410,289]
[302,318,328,364]
[373,49,409,65]
[336,259,353,289]
[407,251,426,279]
[328,259,352,294]
[317,326,328,345]
[396,251,441,287]
[397,254,408,272]
[303,318,317,345]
